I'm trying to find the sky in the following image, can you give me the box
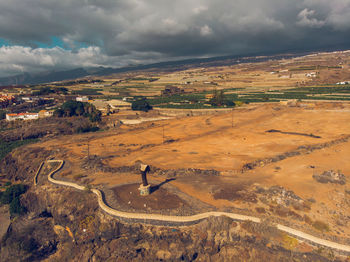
[0,0,350,77]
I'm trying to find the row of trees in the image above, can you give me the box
[54,101,102,122]
[32,86,68,96]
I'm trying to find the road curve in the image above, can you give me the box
[33,161,44,186]
[43,160,350,254]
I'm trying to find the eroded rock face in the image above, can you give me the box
[313,170,346,185]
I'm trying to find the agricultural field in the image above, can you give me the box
[2,50,349,111]
[46,51,350,108]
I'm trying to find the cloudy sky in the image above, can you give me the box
[0,0,350,77]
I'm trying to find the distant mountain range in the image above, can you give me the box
[0,52,311,86]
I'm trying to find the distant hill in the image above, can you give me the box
[0,68,90,86]
[0,52,309,86]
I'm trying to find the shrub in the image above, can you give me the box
[234,101,244,107]
[312,220,329,232]
[0,184,27,205]
[224,100,235,107]
[9,197,26,215]
[76,126,99,133]
[282,233,299,250]
[255,207,266,213]
[73,174,87,181]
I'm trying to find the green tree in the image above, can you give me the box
[1,184,27,216]
[53,108,64,117]
[0,184,27,205]
[131,98,152,112]
[9,197,26,216]
[209,89,225,106]
[89,110,102,122]
[54,100,102,122]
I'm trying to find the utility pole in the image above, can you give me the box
[87,138,90,160]
[231,108,234,127]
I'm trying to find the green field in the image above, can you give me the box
[145,85,350,108]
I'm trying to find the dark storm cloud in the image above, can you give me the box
[0,0,350,76]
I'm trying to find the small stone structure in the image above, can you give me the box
[138,164,151,196]
[138,184,151,196]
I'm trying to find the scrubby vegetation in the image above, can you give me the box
[0,184,27,216]
[0,139,38,161]
[312,220,330,232]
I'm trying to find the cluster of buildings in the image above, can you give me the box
[5,110,53,121]
[305,72,317,78]
[89,99,131,115]
[75,96,132,114]
[336,81,350,85]
[0,94,15,108]
[3,92,134,121]
[161,85,184,96]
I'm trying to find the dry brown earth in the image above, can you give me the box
[33,102,350,241]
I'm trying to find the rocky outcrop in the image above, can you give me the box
[313,170,346,185]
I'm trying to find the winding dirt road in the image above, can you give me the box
[41,160,350,254]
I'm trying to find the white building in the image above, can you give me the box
[6,112,39,121]
[305,72,317,78]
[76,96,89,102]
